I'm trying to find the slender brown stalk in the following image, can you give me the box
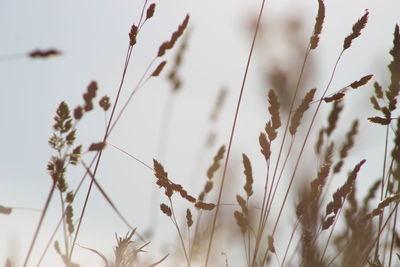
[204,1,266,265]
[70,44,134,259]
[22,182,56,267]
[375,124,389,261]
[272,51,344,237]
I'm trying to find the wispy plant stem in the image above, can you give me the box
[375,124,390,261]
[204,1,266,265]
[272,51,344,237]
[22,182,56,267]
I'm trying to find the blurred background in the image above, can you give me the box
[1,0,399,266]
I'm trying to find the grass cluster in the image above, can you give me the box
[2,0,400,266]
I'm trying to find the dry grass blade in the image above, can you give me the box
[289,88,316,135]
[148,253,170,267]
[242,154,254,197]
[76,244,108,265]
[350,74,374,89]
[343,9,369,50]
[310,0,325,50]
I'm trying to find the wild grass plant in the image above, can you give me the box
[1,0,400,266]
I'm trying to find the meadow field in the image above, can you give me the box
[1,0,400,266]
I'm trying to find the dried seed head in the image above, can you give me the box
[350,74,374,89]
[259,132,271,160]
[236,195,248,215]
[268,89,281,129]
[322,214,336,230]
[186,209,193,227]
[368,116,392,125]
[234,211,247,233]
[99,96,111,111]
[129,24,138,46]
[151,61,167,77]
[73,106,83,120]
[310,0,325,50]
[146,3,156,20]
[326,101,343,136]
[88,142,106,152]
[29,49,61,58]
[207,145,226,179]
[242,154,253,197]
[195,201,215,211]
[323,92,345,103]
[290,88,316,135]
[160,203,172,216]
[343,9,369,50]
